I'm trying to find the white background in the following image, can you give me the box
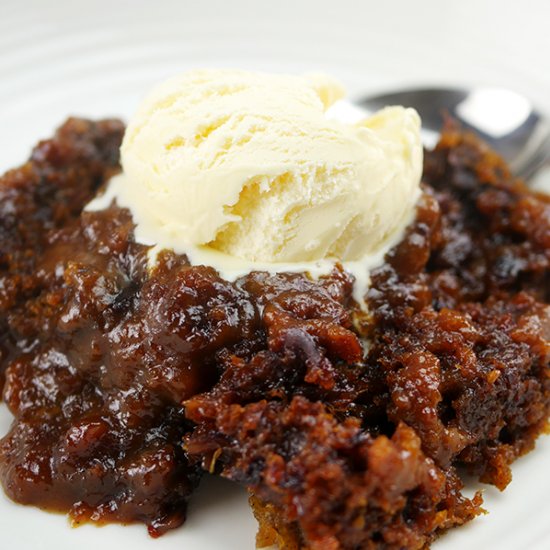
[0,1,549,549]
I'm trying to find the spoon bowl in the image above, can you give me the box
[354,87,550,182]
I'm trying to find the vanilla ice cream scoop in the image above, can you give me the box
[92,69,422,266]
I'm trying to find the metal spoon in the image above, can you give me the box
[353,87,550,182]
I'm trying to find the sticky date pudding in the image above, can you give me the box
[0,118,548,548]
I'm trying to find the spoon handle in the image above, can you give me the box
[527,163,550,196]
[517,134,550,183]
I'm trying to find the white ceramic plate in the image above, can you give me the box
[0,1,549,549]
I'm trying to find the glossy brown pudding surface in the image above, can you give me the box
[0,118,548,547]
